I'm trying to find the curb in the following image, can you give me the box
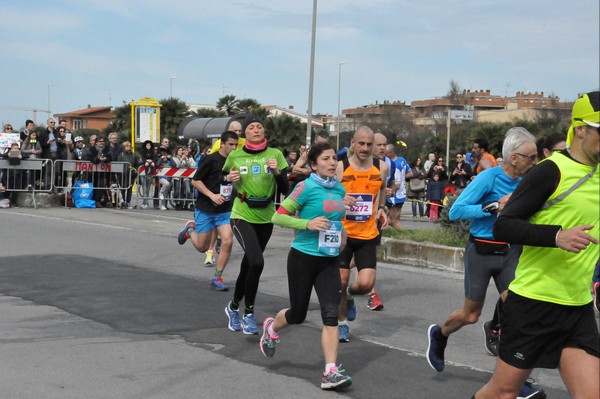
[378,237,464,273]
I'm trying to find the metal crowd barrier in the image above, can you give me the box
[54,160,132,208]
[1,158,286,210]
[0,158,53,208]
[136,165,197,210]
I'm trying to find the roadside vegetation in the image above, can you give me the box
[383,194,470,248]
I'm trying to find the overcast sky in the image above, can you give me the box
[1,0,599,129]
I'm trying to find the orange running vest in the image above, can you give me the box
[340,158,383,240]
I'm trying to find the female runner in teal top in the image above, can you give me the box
[260,142,353,391]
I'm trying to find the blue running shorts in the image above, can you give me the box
[194,209,231,233]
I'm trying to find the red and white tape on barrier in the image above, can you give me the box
[139,166,196,177]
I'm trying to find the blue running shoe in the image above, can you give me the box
[178,220,195,245]
[241,313,259,335]
[225,302,240,332]
[518,379,546,399]
[321,364,352,390]
[210,277,229,291]
[346,297,356,321]
[338,324,350,343]
[426,324,446,372]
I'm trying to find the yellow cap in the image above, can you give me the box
[567,91,600,147]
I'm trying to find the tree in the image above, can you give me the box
[158,97,190,145]
[190,108,225,118]
[105,103,131,135]
[216,95,239,115]
[445,79,462,104]
[254,107,271,121]
[263,114,305,150]
[236,98,262,114]
[536,93,570,133]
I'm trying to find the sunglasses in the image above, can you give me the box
[514,152,537,162]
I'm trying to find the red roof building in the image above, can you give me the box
[54,105,113,131]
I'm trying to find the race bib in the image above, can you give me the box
[318,221,342,256]
[345,194,373,222]
[220,184,233,201]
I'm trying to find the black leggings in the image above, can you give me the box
[284,248,342,327]
[230,219,274,312]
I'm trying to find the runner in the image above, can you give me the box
[336,126,388,342]
[222,114,289,335]
[205,119,244,265]
[260,142,352,390]
[177,130,239,291]
[472,91,599,399]
[426,127,545,398]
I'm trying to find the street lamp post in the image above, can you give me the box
[336,61,347,150]
[47,83,54,118]
[305,0,318,148]
[169,76,176,98]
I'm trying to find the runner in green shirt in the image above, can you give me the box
[222,114,289,335]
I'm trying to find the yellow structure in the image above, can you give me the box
[130,97,161,150]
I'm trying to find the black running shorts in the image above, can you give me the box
[338,237,378,270]
[499,291,600,369]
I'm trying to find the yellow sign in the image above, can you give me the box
[130,97,161,147]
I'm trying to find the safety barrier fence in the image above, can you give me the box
[2,159,286,209]
[0,158,53,208]
[135,165,196,210]
[53,160,133,208]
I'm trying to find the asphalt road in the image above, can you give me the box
[0,207,571,399]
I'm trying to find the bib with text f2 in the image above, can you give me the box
[318,221,343,256]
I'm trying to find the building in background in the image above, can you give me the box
[54,105,113,131]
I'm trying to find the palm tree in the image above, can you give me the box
[264,114,305,149]
[216,95,239,115]
[191,108,226,118]
[106,103,131,135]
[236,98,261,114]
[159,97,190,143]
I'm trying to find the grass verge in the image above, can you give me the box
[382,226,467,248]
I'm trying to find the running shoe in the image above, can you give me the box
[209,277,229,291]
[338,324,350,343]
[321,364,352,390]
[346,297,357,321]
[260,317,280,358]
[204,250,215,265]
[426,324,446,372]
[593,281,600,314]
[517,379,546,399]
[367,292,384,310]
[177,220,195,245]
[482,320,500,357]
[225,301,240,332]
[241,313,259,335]
[215,236,222,254]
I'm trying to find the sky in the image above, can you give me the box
[1,0,599,129]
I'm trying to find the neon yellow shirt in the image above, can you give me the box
[510,152,599,306]
[208,138,245,154]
